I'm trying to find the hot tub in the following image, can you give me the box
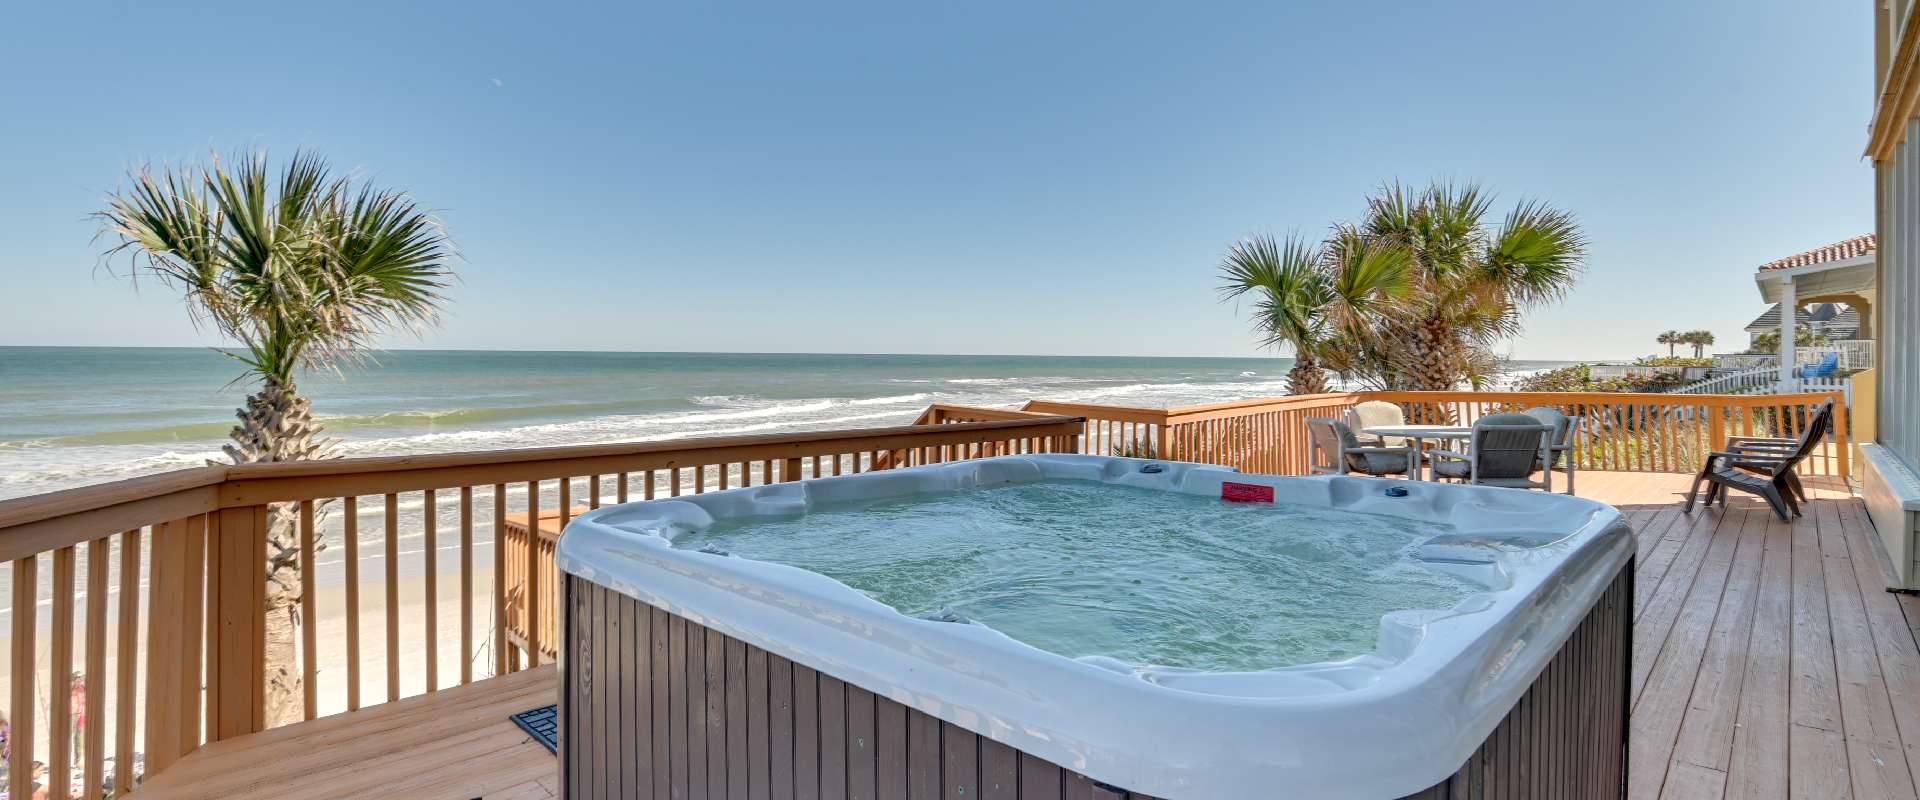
[556,455,1632,799]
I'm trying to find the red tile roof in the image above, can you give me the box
[1758,234,1876,271]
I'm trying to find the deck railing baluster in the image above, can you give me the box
[11,554,37,800]
[82,537,108,800]
[423,490,439,693]
[299,500,319,720]
[384,494,401,702]
[460,486,474,686]
[344,497,362,710]
[49,545,75,800]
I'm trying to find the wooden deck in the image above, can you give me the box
[132,664,560,799]
[1595,470,1920,800]
[124,471,1920,800]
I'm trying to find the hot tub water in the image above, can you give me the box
[670,480,1477,672]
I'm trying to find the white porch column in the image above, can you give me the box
[1777,276,1797,390]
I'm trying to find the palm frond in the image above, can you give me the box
[1484,199,1587,306]
[1219,233,1332,356]
[96,149,456,384]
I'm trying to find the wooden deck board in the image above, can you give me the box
[121,471,1920,800]
[1723,507,1792,799]
[132,664,558,799]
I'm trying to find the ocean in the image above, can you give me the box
[0,347,1577,501]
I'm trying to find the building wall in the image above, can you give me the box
[1881,128,1918,468]
[1875,6,1920,473]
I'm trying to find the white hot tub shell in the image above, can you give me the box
[556,454,1634,799]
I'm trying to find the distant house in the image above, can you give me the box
[1742,233,1877,374]
[1743,301,1865,346]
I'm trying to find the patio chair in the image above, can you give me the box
[1345,401,1411,447]
[1425,413,1555,491]
[1733,397,1833,496]
[1683,402,1831,520]
[1305,417,1413,478]
[1522,406,1579,495]
[1800,352,1841,379]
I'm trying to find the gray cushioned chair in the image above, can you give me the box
[1426,413,1555,491]
[1346,401,1412,448]
[1522,406,1579,495]
[1306,417,1413,478]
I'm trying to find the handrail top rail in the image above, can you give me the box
[1360,389,1846,406]
[1023,394,1366,424]
[1164,393,1363,425]
[922,403,1059,421]
[1164,392,1363,417]
[1033,389,1850,422]
[0,465,228,531]
[218,415,1082,480]
[1020,400,1172,425]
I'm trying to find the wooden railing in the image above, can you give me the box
[0,415,1083,798]
[1022,393,1367,474]
[1006,389,1851,480]
[1373,390,1851,479]
[1161,394,1369,474]
[499,506,567,663]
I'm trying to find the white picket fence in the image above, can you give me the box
[1668,365,1851,401]
[1670,366,1777,395]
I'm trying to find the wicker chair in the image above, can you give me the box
[1346,401,1411,448]
[1522,406,1579,495]
[1306,417,1413,478]
[1426,413,1555,491]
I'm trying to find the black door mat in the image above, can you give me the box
[510,704,559,754]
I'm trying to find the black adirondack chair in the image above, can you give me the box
[1683,400,1834,521]
[1717,398,1834,504]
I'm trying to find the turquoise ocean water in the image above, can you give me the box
[0,347,1576,501]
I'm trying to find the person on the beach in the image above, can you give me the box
[29,760,47,800]
[68,672,85,765]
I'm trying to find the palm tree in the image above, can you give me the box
[1357,182,1587,390]
[1657,330,1682,357]
[1687,329,1716,358]
[1219,231,1410,394]
[97,150,455,726]
[1748,329,1830,353]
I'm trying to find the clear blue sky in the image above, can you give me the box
[0,0,1873,360]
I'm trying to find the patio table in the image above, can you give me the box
[1363,424,1472,481]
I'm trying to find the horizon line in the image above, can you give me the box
[0,344,1618,362]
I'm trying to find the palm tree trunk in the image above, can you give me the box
[1286,354,1332,396]
[1406,317,1462,392]
[223,379,341,728]
[1396,317,1467,424]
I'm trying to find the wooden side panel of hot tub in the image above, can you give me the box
[559,575,1163,800]
[1398,562,1632,800]
[562,563,1630,799]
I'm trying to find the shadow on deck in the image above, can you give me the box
[130,472,1920,800]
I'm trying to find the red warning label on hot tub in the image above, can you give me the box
[1221,482,1274,503]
